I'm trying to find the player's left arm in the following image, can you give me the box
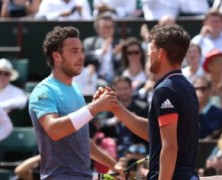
[89,139,125,179]
[159,114,178,180]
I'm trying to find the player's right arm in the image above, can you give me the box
[112,103,149,141]
[30,86,118,141]
[39,92,118,141]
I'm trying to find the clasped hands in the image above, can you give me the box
[93,86,120,112]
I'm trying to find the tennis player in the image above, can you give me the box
[95,24,199,180]
[29,26,124,180]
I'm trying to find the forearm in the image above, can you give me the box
[113,104,149,141]
[159,146,177,180]
[90,140,116,171]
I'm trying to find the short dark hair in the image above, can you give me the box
[93,14,115,30]
[42,26,80,67]
[121,37,145,69]
[149,24,190,65]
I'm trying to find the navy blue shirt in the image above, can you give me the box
[147,70,199,180]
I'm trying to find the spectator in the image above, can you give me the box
[0,58,28,113]
[141,0,179,20]
[178,0,209,17]
[83,14,123,84]
[1,0,40,17]
[203,48,222,107]
[93,0,136,19]
[193,76,222,139]
[0,58,28,142]
[191,9,222,57]
[121,37,147,91]
[35,0,92,21]
[182,43,205,83]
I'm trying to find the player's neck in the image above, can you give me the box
[52,70,72,86]
[157,64,181,80]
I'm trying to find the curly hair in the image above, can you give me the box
[149,24,190,65]
[42,26,80,67]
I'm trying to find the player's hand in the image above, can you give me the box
[111,163,125,180]
[92,88,119,113]
[93,86,112,101]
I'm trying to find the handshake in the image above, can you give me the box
[91,86,120,114]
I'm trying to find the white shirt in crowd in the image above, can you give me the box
[93,0,136,18]
[212,0,222,12]
[192,33,222,59]
[74,67,98,96]
[179,0,209,15]
[0,84,28,113]
[0,107,13,141]
[35,0,92,21]
[182,65,205,83]
[141,0,179,20]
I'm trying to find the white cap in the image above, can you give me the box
[0,58,19,81]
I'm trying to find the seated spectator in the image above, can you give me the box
[141,0,179,20]
[1,0,40,17]
[93,0,137,19]
[121,37,147,91]
[35,0,92,20]
[0,58,28,143]
[203,48,222,107]
[178,0,209,17]
[0,58,28,113]
[193,76,222,139]
[83,14,123,84]
[182,43,205,83]
[191,9,222,58]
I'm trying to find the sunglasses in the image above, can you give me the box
[127,50,140,56]
[0,71,10,77]
[195,86,209,92]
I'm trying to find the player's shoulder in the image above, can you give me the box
[30,77,55,99]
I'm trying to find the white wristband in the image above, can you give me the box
[68,106,93,130]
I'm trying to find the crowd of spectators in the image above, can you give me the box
[1,0,222,179]
[0,0,220,20]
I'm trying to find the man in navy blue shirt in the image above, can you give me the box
[95,24,199,180]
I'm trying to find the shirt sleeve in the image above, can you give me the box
[29,86,58,120]
[153,87,179,126]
